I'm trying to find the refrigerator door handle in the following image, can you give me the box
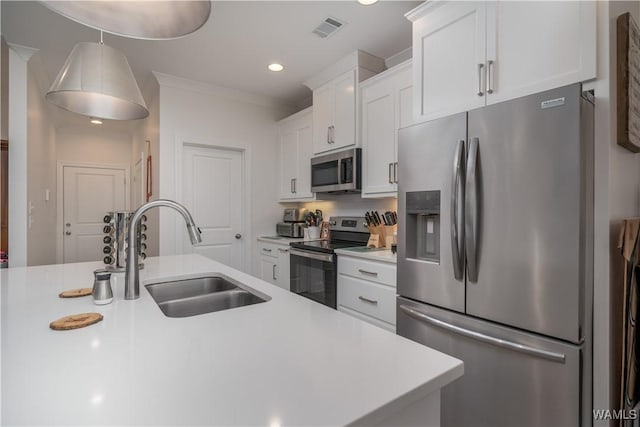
[465,137,479,282]
[450,139,465,280]
[398,305,566,363]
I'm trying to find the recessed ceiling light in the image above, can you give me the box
[268,63,284,72]
[90,118,103,125]
[358,0,378,4]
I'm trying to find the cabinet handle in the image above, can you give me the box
[330,125,335,144]
[388,163,393,184]
[327,126,331,144]
[358,296,378,305]
[358,269,378,277]
[272,264,277,280]
[278,248,289,253]
[293,178,297,193]
[394,162,398,184]
[487,60,494,94]
[477,63,484,96]
[262,248,272,253]
[290,178,294,194]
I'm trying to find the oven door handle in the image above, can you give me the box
[289,248,334,263]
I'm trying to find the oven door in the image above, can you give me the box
[289,248,336,309]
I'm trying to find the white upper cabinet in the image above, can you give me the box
[406,1,596,123]
[410,2,487,122]
[312,70,356,154]
[278,108,315,201]
[305,50,386,155]
[485,1,596,105]
[360,61,412,198]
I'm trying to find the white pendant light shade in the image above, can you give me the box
[46,42,149,120]
[40,1,211,40]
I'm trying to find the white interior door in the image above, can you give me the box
[63,165,127,263]
[182,144,244,269]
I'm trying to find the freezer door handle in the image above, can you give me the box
[465,137,479,282]
[399,305,566,363]
[451,139,465,280]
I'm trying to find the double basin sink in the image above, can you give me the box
[145,274,270,318]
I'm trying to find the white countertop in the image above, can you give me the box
[335,247,398,264]
[1,254,462,426]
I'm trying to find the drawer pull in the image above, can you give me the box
[358,296,378,305]
[262,248,272,253]
[358,269,378,277]
[278,248,289,253]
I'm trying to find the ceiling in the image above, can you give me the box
[1,1,420,109]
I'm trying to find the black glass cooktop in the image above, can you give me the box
[290,240,365,254]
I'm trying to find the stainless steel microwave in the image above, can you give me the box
[310,148,361,193]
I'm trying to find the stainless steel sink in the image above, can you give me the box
[145,275,270,318]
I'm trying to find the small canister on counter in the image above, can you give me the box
[92,269,113,305]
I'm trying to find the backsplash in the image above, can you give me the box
[298,194,397,220]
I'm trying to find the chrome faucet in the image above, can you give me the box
[124,199,202,300]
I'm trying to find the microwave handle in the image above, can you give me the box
[339,159,346,184]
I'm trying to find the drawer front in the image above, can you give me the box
[338,274,396,325]
[338,256,396,287]
[257,242,278,258]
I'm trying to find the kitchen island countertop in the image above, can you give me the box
[1,254,462,426]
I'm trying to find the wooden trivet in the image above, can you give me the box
[49,313,103,331]
[58,288,92,298]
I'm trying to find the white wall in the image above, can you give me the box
[154,72,294,274]
[56,126,132,166]
[1,37,7,141]
[25,54,56,266]
[591,1,640,422]
[131,76,160,257]
[7,46,34,267]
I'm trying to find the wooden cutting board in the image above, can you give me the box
[58,288,92,298]
[49,313,103,331]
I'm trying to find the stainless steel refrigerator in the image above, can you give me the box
[396,83,593,427]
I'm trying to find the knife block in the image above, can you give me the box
[367,225,397,248]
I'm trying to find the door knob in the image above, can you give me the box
[65,231,71,236]
[65,223,71,227]
[235,233,242,239]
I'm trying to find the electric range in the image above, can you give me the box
[289,216,369,309]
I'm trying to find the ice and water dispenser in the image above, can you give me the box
[405,191,440,263]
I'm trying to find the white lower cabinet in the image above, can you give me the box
[337,255,397,332]
[276,246,290,291]
[257,241,290,291]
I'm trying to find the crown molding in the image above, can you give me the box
[152,71,296,112]
[7,43,38,62]
[404,1,441,22]
[303,49,386,91]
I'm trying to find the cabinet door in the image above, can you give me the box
[260,256,278,285]
[279,128,298,200]
[312,84,334,154]
[398,70,414,130]
[332,69,356,150]
[486,1,595,105]
[277,247,291,291]
[295,118,314,199]
[361,78,396,196]
[412,2,486,122]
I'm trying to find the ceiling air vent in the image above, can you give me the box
[313,17,346,38]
